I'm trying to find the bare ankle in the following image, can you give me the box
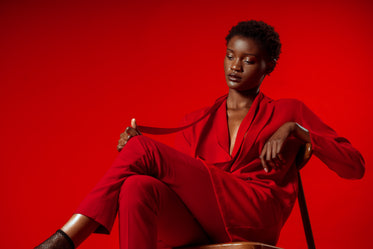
[61,214,99,247]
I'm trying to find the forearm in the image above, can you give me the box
[309,131,365,179]
[294,101,364,179]
[291,122,364,179]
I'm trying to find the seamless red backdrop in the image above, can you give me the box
[1,1,372,248]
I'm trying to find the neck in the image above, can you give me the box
[226,88,259,110]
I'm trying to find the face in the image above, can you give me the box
[224,35,271,93]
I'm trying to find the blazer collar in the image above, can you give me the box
[215,92,267,158]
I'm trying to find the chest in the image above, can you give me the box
[227,108,249,155]
[195,103,295,161]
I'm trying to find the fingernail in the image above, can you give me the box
[264,168,268,173]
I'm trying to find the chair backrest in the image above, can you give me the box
[296,143,316,249]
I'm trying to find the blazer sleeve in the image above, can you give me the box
[297,101,365,179]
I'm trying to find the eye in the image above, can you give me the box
[244,56,256,65]
[226,54,234,60]
[244,60,255,65]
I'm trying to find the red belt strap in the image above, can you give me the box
[137,94,227,135]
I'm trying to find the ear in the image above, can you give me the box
[265,59,276,75]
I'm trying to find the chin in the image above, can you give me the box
[227,84,260,94]
[226,80,242,89]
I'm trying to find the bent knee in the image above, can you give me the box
[119,175,166,210]
[121,175,163,192]
[120,136,159,158]
[126,135,155,150]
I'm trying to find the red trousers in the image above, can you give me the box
[76,136,230,249]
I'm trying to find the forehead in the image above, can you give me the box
[226,35,262,55]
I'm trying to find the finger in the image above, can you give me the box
[266,141,272,162]
[260,155,269,173]
[260,144,269,173]
[275,140,286,165]
[117,143,125,152]
[125,127,137,136]
[276,140,283,154]
[120,132,126,139]
[266,141,278,171]
[118,138,126,144]
[271,140,277,159]
[131,118,142,135]
[129,128,139,137]
[117,141,125,151]
[117,136,128,151]
[271,141,280,169]
[131,118,136,128]
[118,138,126,147]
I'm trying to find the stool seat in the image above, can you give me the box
[182,242,283,249]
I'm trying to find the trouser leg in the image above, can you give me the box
[76,136,229,244]
[118,175,210,249]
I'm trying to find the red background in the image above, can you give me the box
[1,1,372,248]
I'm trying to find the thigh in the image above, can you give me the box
[79,136,230,242]
[120,136,230,243]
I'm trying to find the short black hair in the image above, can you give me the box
[225,20,281,63]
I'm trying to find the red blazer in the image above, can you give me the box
[174,92,365,244]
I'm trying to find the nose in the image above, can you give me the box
[231,59,242,72]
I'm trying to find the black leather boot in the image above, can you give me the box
[35,229,75,249]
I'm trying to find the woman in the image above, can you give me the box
[36,20,365,249]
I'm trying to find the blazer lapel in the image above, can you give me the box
[216,99,230,157]
[230,93,275,168]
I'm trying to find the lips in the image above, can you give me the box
[228,73,242,82]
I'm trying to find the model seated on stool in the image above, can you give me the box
[35,20,365,249]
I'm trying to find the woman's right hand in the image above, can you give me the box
[117,118,142,152]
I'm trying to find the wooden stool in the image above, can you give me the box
[182,242,283,249]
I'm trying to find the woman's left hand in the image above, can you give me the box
[260,122,296,173]
[117,118,142,152]
[260,122,311,173]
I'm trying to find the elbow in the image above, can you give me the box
[337,151,366,180]
[353,156,366,179]
[353,164,365,179]
[339,161,365,180]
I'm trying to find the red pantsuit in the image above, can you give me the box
[76,92,365,248]
[76,135,230,248]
